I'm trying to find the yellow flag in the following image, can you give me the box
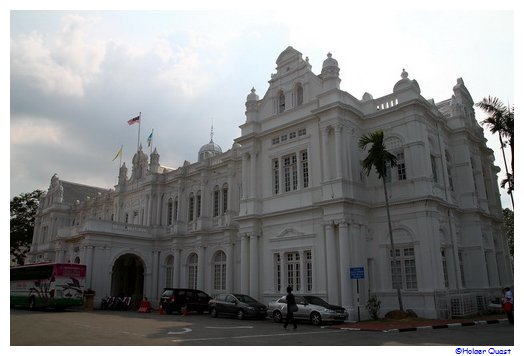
[112,146,123,161]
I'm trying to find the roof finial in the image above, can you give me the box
[210,122,214,143]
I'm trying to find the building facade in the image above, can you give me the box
[27,46,513,319]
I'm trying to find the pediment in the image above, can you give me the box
[277,227,305,238]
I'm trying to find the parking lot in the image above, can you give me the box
[10,307,514,347]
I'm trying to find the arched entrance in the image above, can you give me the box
[111,253,144,301]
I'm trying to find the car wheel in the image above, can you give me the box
[210,307,218,318]
[273,310,283,323]
[311,312,322,326]
[237,309,245,320]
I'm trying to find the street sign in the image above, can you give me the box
[349,267,364,279]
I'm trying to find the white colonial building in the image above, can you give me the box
[27,46,513,319]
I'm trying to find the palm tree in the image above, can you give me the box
[476,96,514,208]
[358,130,404,312]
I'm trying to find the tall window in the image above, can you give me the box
[441,249,449,288]
[296,84,303,106]
[213,186,220,217]
[274,254,281,292]
[396,151,406,180]
[286,252,301,292]
[446,151,454,191]
[278,90,285,113]
[273,159,280,194]
[305,250,312,291]
[301,150,309,188]
[188,194,194,221]
[222,184,228,213]
[390,246,418,290]
[165,256,174,288]
[431,155,438,183]
[174,198,178,222]
[213,251,227,291]
[283,154,298,192]
[167,199,173,225]
[196,191,201,218]
[188,253,198,289]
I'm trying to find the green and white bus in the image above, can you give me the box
[10,263,86,310]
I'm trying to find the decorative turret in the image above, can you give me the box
[245,87,259,122]
[131,145,148,180]
[321,52,340,90]
[393,68,421,94]
[118,162,128,185]
[198,125,222,161]
[150,147,160,173]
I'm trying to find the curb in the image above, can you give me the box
[324,318,508,333]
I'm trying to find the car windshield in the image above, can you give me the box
[234,294,257,303]
[304,296,330,307]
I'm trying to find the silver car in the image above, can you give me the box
[268,295,348,326]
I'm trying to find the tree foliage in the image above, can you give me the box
[503,208,513,257]
[10,190,43,265]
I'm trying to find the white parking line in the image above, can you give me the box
[205,326,254,329]
[171,329,345,343]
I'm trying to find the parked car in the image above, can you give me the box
[160,288,211,314]
[268,295,348,326]
[209,293,268,320]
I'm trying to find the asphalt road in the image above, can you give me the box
[10,308,515,347]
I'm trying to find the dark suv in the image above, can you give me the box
[160,288,211,314]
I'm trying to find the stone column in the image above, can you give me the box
[338,222,351,307]
[86,245,95,289]
[226,244,234,292]
[197,246,206,290]
[241,154,248,198]
[334,124,343,178]
[250,152,257,198]
[151,250,159,301]
[325,223,339,304]
[249,235,259,299]
[173,248,181,288]
[240,235,249,294]
[321,129,331,181]
[279,252,285,293]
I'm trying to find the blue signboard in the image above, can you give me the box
[349,267,364,279]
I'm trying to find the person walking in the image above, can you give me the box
[283,286,298,330]
[502,287,514,325]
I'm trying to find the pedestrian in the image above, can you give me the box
[283,286,298,329]
[502,287,513,325]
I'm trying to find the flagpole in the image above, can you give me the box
[149,129,154,155]
[137,112,141,152]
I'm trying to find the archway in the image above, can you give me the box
[111,253,145,302]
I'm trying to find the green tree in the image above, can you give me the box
[503,208,513,257]
[476,96,514,207]
[358,130,404,312]
[10,190,43,265]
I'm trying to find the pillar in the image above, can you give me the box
[197,246,206,290]
[173,248,181,288]
[334,124,343,178]
[249,235,259,298]
[321,129,331,181]
[226,244,234,292]
[325,223,339,304]
[338,222,351,306]
[240,235,249,294]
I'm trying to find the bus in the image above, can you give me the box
[10,263,86,310]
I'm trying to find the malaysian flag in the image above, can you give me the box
[127,116,140,125]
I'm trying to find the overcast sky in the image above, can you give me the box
[8,3,516,210]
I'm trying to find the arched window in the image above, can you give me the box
[295,83,303,106]
[213,251,227,291]
[278,90,285,113]
[222,183,228,214]
[165,255,174,288]
[188,253,198,289]
[74,256,81,264]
